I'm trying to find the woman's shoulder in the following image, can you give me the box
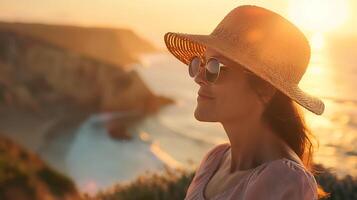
[203,142,230,162]
[195,142,230,172]
[243,158,318,199]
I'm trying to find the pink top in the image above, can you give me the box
[184,143,318,200]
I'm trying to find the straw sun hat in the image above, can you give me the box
[164,5,325,115]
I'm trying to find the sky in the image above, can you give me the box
[0,0,355,49]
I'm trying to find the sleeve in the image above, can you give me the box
[185,143,229,196]
[243,159,318,200]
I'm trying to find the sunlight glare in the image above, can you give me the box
[288,0,349,32]
[310,32,325,50]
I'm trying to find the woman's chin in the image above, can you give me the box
[194,107,217,122]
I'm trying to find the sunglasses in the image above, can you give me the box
[188,56,228,83]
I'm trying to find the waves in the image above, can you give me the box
[149,141,184,169]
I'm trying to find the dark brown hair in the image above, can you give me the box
[244,70,329,199]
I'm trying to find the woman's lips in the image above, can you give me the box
[198,92,215,100]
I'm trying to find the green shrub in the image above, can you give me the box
[37,167,77,197]
[94,167,194,200]
[314,164,357,200]
[0,155,36,199]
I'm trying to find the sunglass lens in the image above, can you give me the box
[205,58,220,82]
[189,56,201,77]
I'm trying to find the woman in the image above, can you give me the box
[164,5,328,200]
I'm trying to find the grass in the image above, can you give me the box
[314,164,357,200]
[0,135,79,200]
[92,167,193,200]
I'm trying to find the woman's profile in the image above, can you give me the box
[163,5,327,200]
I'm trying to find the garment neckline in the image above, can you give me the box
[223,146,256,174]
[201,144,231,200]
[201,144,274,200]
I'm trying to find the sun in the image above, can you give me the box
[288,0,349,33]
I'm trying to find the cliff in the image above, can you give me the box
[0,22,157,67]
[0,30,172,113]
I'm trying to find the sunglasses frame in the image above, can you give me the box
[188,55,253,83]
[188,56,252,83]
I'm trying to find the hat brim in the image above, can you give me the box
[164,32,325,115]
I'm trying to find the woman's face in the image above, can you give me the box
[193,48,263,123]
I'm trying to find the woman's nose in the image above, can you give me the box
[194,65,208,85]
